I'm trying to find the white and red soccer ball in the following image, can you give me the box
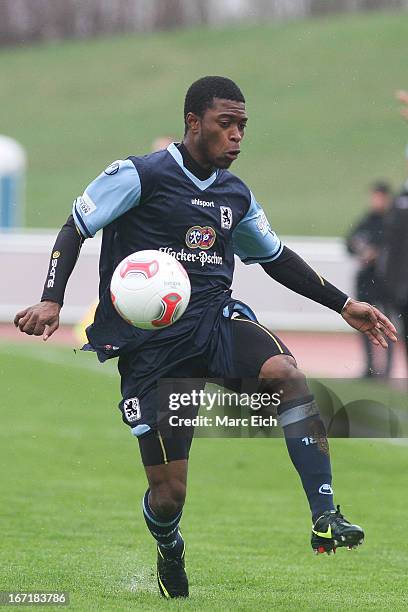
[110,250,191,329]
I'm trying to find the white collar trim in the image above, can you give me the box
[167,143,218,191]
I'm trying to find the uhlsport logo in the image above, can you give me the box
[123,397,141,423]
[191,198,214,208]
[185,226,216,249]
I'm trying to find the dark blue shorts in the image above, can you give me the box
[117,312,293,466]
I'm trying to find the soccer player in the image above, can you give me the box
[15,77,397,599]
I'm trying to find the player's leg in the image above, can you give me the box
[231,317,335,517]
[231,317,364,554]
[357,278,374,376]
[259,353,336,520]
[142,454,189,599]
[361,333,374,376]
[140,440,188,557]
[118,353,205,598]
[123,400,192,599]
[259,353,363,553]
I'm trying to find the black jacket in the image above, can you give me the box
[379,181,408,307]
[346,210,387,303]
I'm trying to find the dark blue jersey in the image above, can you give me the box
[73,144,283,364]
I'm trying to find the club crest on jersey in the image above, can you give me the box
[185,226,216,249]
[220,206,233,230]
[123,397,141,423]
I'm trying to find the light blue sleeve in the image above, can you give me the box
[232,191,283,264]
[72,159,141,237]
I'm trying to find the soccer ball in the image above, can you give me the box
[110,250,191,329]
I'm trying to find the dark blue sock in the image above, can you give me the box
[142,490,184,558]
[278,396,335,521]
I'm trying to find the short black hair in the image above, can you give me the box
[370,180,392,195]
[184,76,245,129]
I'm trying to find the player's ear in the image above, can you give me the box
[185,112,200,134]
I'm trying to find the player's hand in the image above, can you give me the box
[395,90,408,120]
[341,298,397,348]
[14,301,61,341]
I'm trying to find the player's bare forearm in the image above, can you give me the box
[14,300,61,341]
[341,298,397,348]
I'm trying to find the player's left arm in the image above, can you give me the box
[233,192,397,348]
[262,248,397,347]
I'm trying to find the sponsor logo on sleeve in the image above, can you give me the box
[123,397,141,423]
[47,252,61,288]
[77,194,96,216]
[104,161,120,175]
[220,206,233,230]
[256,211,270,236]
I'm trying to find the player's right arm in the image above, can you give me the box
[14,214,82,340]
[14,159,142,340]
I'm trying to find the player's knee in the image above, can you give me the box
[260,355,308,395]
[260,355,301,382]
[150,479,186,518]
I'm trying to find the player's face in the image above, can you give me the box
[189,98,248,169]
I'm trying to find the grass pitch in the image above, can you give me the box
[1,341,407,610]
[0,12,407,235]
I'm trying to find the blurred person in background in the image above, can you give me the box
[347,181,393,378]
[379,140,408,375]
